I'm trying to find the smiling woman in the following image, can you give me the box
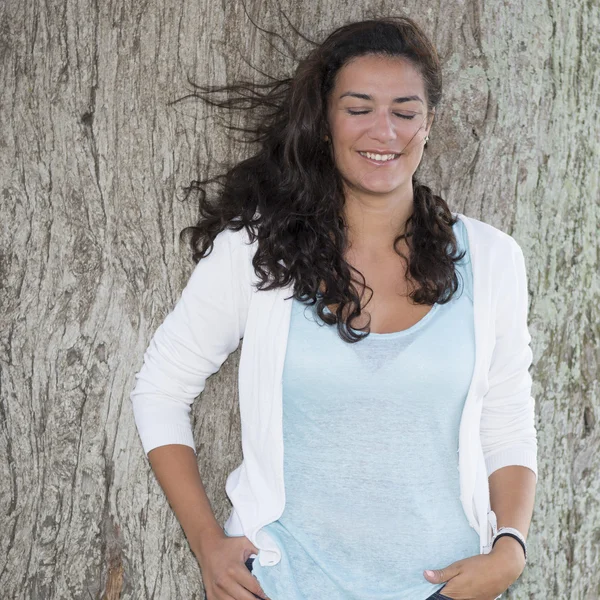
[131,15,537,600]
[327,54,432,232]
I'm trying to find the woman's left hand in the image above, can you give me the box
[423,537,526,600]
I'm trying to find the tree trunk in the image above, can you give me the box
[0,0,598,598]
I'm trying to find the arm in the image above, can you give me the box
[129,228,251,547]
[482,239,538,575]
[488,465,536,574]
[133,231,268,598]
[147,444,225,556]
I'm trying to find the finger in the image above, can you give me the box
[238,570,269,600]
[205,569,247,600]
[214,566,269,600]
[230,579,270,600]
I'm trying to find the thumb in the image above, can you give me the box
[423,563,457,583]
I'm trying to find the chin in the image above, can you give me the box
[358,176,407,191]
[357,184,406,196]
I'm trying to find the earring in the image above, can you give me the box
[424,135,430,144]
[324,134,329,142]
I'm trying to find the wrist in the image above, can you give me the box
[490,535,526,576]
[188,523,226,558]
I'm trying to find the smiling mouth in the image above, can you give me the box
[358,151,401,164]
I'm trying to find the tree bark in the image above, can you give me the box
[0,0,598,598]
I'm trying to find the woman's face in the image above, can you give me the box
[326,54,433,200]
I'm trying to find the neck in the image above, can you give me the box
[342,184,414,255]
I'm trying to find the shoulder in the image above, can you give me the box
[454,213,530,306]
[186,225,256,289]
[216,224,258,290]
[454,212,524,260]
[210,223,256,258]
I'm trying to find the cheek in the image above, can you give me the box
[330,116,363,143]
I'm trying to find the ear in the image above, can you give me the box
[425,108,436,134]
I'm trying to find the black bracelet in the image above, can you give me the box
[491,532,527,561]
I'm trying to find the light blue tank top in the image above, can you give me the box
[251,219,479,599]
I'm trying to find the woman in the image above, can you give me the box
[130,16,538,600]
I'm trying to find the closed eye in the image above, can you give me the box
[346,109,415,120]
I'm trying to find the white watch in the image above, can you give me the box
[491,526,527,562]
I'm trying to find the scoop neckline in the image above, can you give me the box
[363,301,440,338]
[321,300,440,339]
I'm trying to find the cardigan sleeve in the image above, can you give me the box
[480,238,538,482]
[129,228,250,456]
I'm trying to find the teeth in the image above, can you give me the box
[359,151,399,161]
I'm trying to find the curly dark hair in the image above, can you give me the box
[171,15,466,343]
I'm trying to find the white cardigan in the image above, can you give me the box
[130,212,538,568]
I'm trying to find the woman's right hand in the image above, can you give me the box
[194,531,270,600]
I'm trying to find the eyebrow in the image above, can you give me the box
[339,92,424,104]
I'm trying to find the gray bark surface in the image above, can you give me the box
[0,0,598,598]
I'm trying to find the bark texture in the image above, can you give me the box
[0,0,598,598]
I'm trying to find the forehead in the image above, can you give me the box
[331,54,426,98]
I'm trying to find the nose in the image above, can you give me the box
[367,109,397,143]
